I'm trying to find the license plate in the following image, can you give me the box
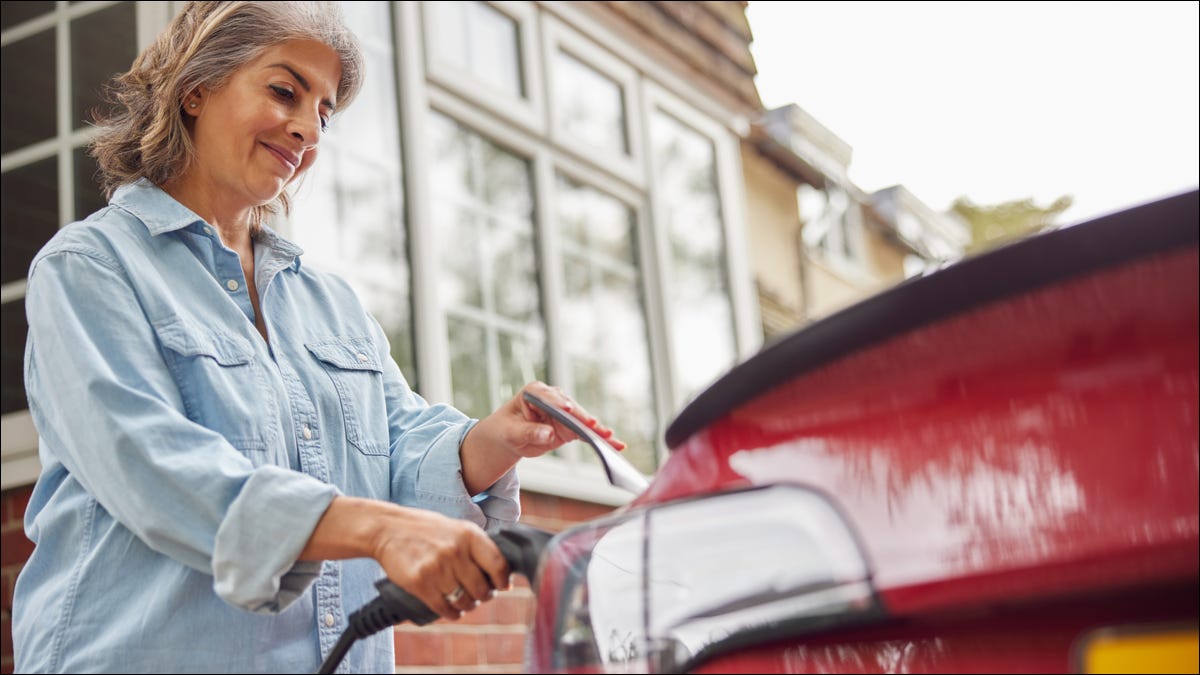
[1076,623,1198,673]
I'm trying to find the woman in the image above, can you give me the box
[12,2,623,672]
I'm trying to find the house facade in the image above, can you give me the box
[0,2,963,672]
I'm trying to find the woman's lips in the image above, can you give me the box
[262,143,299,172]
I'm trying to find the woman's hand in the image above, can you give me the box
[458,381,626,494]
[301,496,511,621]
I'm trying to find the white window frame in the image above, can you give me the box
[540,13,644,189]
[420,0,546,139]
[1,1,171,489]
[640,80,760,414]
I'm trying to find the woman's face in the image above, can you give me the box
[184,39,341,211]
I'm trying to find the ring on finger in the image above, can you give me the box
[444,586,466,604]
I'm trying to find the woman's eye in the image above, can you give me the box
[269,85,295,100]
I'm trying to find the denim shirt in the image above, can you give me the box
[13,179,520,673]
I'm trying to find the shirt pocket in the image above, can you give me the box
[152,315,272,459]
[305,337,390,456]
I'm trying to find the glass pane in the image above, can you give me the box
[448,316,489,420]
[1,2,53,31]
[1,301,29,415]
[427,112,473,201]
[1,29,56,154]
[439,210,484,309]
[480,140,531,214]
[426,1,469,73]
[74,146,106,220]
[2,156,59,285]
[652,111,736,401]
[555,175,656,473]
[330,14,400,157]
[430,111,544,415]
[71,2,137,130]
[497,330,544,405]
[340,0,390,44]
[334,154,402,283]
[491,227,537,321]
[470,1,522,97]
[554,49,627,154]
[287,8,411,387]
[428,0,521,98]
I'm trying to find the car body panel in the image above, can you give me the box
[525,190,1199,672]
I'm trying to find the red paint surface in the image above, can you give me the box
[651,249,1198,612]
[527,237,1199,671]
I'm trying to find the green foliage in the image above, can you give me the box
[951,194,1074,255]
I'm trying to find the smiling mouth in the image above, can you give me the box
[263,143,299,172]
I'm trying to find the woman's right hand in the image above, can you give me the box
[300,495,511,620]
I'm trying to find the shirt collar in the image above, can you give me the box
[112,178,304,271]
[256,224,305,272]
[111,178,205,236]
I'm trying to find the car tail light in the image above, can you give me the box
[527,484,884,673]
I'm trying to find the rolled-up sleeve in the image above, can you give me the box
[369,317,520,528]
[25,247,335,612]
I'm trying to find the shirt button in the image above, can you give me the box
[302,425,312,440]
[324,613,335,627]
[226,279,239,291]
[356,353,368,363]
[204,226,214,236]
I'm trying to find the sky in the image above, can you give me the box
[745,1,1200,225]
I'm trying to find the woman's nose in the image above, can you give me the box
[288,113,321,148]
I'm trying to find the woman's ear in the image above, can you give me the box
[183,89,203,117]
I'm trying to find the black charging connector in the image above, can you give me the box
[317,523,553,674]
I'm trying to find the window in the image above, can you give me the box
[799,182,868,276]
[416,3,753,489]
[1,1,146,488]
[422,1,544,135]
[543,14,643,187]
[553,50,627,155]
[0,1,759,498]
[427,111,544,419]
[288,2,414,381]
[650,110,738,403]
[555,174,657,475]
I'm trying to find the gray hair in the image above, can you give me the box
[90,1,365,229]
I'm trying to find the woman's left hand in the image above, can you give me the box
[458,381,626,494]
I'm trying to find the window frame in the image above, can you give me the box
[540,13,645,189]
[1,0,166,489]
[420,0,546,138]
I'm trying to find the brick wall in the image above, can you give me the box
[0,486,612,673]
[1,485,34,675]
[393,490,616,673]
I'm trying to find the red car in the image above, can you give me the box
[325,190,1197,674]
[522,189,1199,673]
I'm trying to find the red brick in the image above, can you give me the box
[0,531,33,568]
[483,632,525,665]
[393,629,444,665]
[500,592,538,626]
[446,632,481,666]
[1,488,32,531]
[1,569,15,610]
[557,497,614,523]
[520,493,559,520]
[456,601,490,626]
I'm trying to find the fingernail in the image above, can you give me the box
[537,428,552,443]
